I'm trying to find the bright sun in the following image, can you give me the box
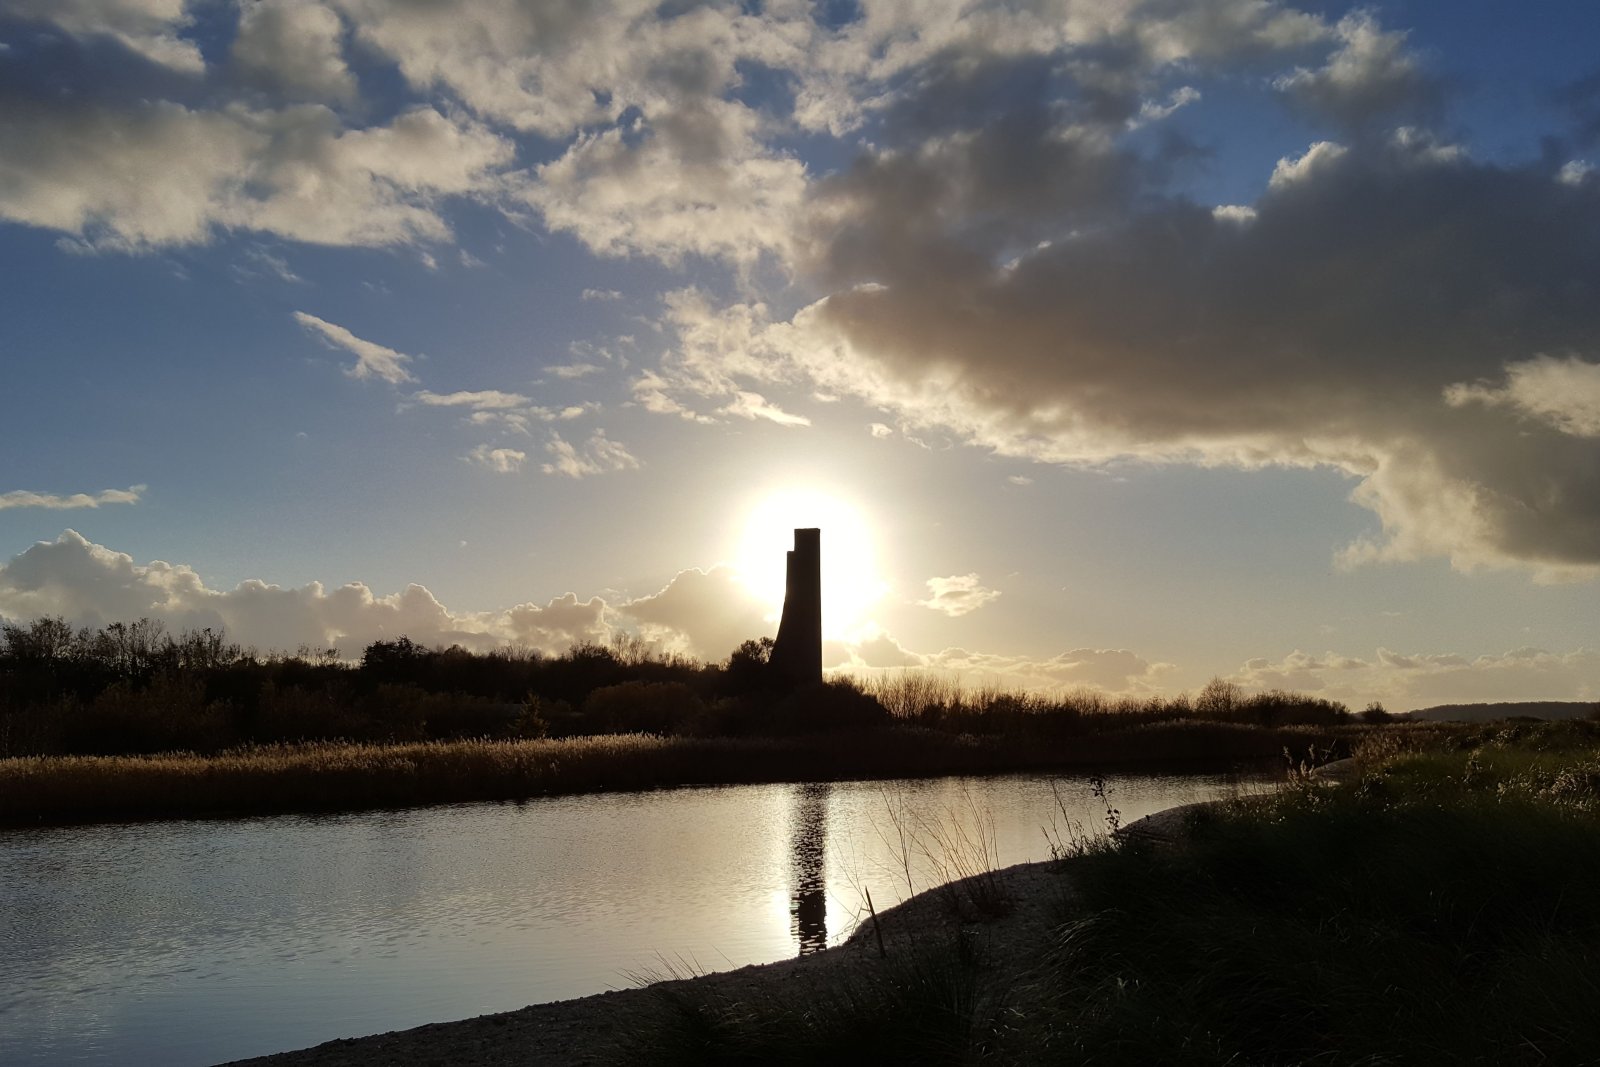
[733,488,885,641]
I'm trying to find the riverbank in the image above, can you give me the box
[229,720,1600,1065]
[0,720,1360,827]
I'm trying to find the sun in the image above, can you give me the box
[732,487,885,641]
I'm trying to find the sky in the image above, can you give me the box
[1,0,1598,711]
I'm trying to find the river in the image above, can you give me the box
[0,770,1273,1065]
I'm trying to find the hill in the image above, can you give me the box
[1407,700,1597,723]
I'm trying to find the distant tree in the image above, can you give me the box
[1361,701,1392,724]
[724,636,775,696]
[1195,677,1243,718]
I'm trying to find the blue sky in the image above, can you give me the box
[2,0,1598,709]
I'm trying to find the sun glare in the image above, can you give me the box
[733,488,885,641]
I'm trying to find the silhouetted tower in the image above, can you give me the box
[771,528,822,687]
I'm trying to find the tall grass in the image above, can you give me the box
[1,716,1368,826]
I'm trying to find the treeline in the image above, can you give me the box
[0,617,1358,759]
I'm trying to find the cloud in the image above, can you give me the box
[827,629,922,670]
[466,445,526,473]
[1445,355,1600,438]
[1231,646,1600,710]
[719,391,810,427]
[582,288,622,302]
[619,565,771,661]
[917,574,1000,617]
[541,431,640,479]
[1036,648,1163,690]
[666,128,1600,577]
[1274,11,1437,128]
[0,486,145,510]
[525,99,806,266]
[0,98,512,251]
[413,389,531,411]
[232,0,358,104]
[839,641,1168,693]
[293,311,416,384]
[0,530,614,656]
[5,0,203,73]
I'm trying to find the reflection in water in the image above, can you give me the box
[790,783,829,955]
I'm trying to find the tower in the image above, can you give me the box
[770,527,822,687]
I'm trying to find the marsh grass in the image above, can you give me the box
[1021,724,1600,1064]
[1,717,1361,826]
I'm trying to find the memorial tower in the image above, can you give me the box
[770,527,822,687]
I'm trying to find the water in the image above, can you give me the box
[0,771,1273,1065]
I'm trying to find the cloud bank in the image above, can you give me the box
[3,532,1595,704]
[0,486,145,510]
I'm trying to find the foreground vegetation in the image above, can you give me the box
[641,720,1600,1064]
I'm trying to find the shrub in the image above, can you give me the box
[583,681,707,735]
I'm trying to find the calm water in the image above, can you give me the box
[0,771,1273,1065]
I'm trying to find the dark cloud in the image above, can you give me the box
[1562,68,1600,148]
[784,129,1600,572]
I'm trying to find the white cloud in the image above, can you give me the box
[917,574,1000,617]
[1231,646,1600,710]
[1559,160,1596,187]
[1274,11,1435,128]
[466,445,526,473]
[525,99,806,266]
[0,486,145,511]
[719,391,810,427]
[293,311,416,384]
[835,640,1168,694]
[541,431,640,479]
[233,0,357,104]
[413,389,531,411]
[0,101,512,252]
[1445,355,1600,438]
[0,530,614,656]
[1133,85,1200,126]
[619,565,771,661]
[869,423,894,439]
[582,288,623,302]
[1268,140,1348,188]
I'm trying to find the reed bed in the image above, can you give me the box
[0,718,1364,827]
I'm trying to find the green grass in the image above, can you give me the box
[630,720,1600,1065]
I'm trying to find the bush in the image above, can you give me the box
[582,681,707,735]
[767,680,891,735]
